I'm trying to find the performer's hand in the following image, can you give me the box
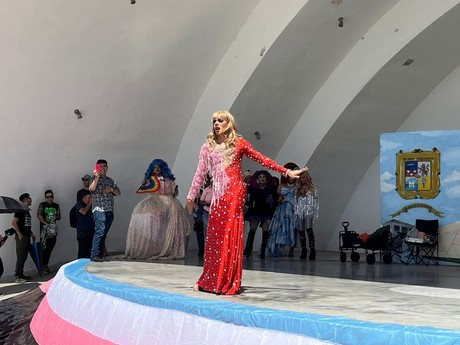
[186,199,196,215]
[288,167,308,179]
[31,233,36,241]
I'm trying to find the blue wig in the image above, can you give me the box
[144,159,175,181]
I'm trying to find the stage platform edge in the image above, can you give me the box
[30,260,460,345]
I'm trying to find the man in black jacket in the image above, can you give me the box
[12,193,36,283]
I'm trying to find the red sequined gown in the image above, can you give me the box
[187,137,288,295]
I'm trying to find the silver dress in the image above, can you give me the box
[295,186,319,230]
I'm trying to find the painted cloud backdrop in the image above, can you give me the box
[380,130,460,226]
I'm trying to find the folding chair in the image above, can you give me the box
[404,219,439,265]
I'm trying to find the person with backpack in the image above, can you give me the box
[70,174,92,229]
[77,174,92,201]
[75,190,94,259]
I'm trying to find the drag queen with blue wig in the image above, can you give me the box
[124,159,191,260]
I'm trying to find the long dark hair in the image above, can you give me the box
[249,170,276,189]
[280,162,299,185]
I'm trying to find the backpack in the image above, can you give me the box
[69,204,78,228]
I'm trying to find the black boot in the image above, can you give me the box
[299,230,307,260]
[244,230,256,258]
[260,231,269,259]
[307,228,316,260]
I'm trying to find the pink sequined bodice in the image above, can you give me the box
[187,137,288,203]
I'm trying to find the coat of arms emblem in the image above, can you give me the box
[395,148,440,199]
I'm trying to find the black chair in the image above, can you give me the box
[404,219,439,265]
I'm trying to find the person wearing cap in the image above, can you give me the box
[77,174,92,202]
[76,190,95,258]
[12,193,36,283]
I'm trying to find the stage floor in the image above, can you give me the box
[89,260,460,330]
[28,252,460,345]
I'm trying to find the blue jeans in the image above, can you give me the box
[91,211,114,258]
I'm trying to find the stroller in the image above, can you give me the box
[339,222,393,265]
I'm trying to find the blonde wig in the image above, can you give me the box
[206,110,241,152]
[299,170,316,193]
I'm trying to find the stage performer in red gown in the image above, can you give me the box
[186,110,307,295]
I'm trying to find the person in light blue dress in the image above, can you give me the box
[268,163,299,257]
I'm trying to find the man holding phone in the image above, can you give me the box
[89,159,121,262]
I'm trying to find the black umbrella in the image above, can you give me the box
[0,196,30,214]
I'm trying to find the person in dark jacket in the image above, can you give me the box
[243,170,278,259]
[76,190,95,259]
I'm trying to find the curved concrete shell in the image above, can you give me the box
[2,0,460,275]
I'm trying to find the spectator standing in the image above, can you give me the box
[268,163,299,257]
[243,170,278,259]
[243,170,252,186]
[90,159,121,262]
[199,178,213,240]
[77,174,92,202]
[76,190,95,258]
[193,189,205,258]
[242,170,252,221]
[37,190,61,275]
[12,193,36,283]
[295,170,319,260]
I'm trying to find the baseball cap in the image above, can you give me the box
[82,174,92,181]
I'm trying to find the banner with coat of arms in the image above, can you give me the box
[380,130,460,264]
